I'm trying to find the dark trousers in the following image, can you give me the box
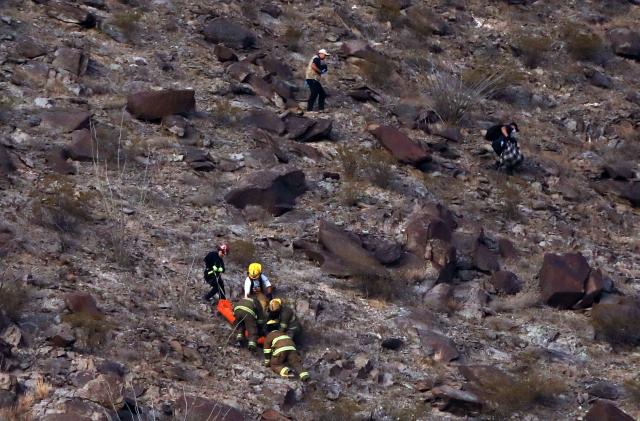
[306,79,326,111]
[204,276,226,300]
[234,312,258,344]
[270,350,304,375]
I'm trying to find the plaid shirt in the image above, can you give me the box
[499,139,524,169]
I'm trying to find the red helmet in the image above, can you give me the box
[218,243,230,254]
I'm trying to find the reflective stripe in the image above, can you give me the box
[280,323,288,330]
[264,348,272,355]
[272,335,290,347]
[279,367,290,376]
[234,306,256,318]
[299,372,309,379]
[248,341,256,346]
[273,346,296,356]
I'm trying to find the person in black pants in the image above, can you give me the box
[305,49,330,111]
[485,122,521,171]
[203,243,229,303]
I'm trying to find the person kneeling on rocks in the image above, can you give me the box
[244,262,274,311]
[268,298,302,341]
[263,320,310,381]
[485,122,524,173]
[233,296,265,351]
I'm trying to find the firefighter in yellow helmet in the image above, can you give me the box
[263,320,310,381]
[268,298,302,341]
[244,263,274,311]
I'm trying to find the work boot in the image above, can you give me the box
[247,342,257,351]
[299,371,310,382]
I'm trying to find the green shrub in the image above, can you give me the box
[227,240,256,268]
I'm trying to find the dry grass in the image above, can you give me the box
[30,178,93,235]
[591,301,640,349]
[336,146,395,189]
[34,377,51,400]
[429,70,505,124]
[62,312,113,351]
[211,99,241,127]
[282,26,303,52]
[354,273,397,301]
[0,278,30,322]
[227,240,256,268]
[468,366,568,417]
[356,55,397,91]
[515,34,551,68]
[111,10,142,42]
[0,377,51,421]
[563,24,608,63]
[490,291,541,313]
[624,378,640,406]
[375,0,402,25]
[340,183,363,207]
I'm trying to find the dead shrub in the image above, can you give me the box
[429,71,504,124]
[62,312,113,351]
[336,145,359,180]
[356,56,397,90]
[105,228,135,269]
[337,146,394,189]
[282,26,303,52]
[211,99,241,127]
[493,177,525,223]
[227,240,256,267]
[405,7,436,39]
[515,34,551,68]
[340,183,363,207]
[111,10,142,42]
[563,24,609,63]
[354,273,397,301]
[0,279,30,322]
[0,394,35,421]
[376,0,402,25]
[490,291,541,313]
[624,378,640,405]
[591,300,640,349]
[31,178,93,234]
[469,366,567,417]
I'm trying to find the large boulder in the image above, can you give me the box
[473,241,500,274]
[53,48,88,77]
[127,90,195,120]
[65,129,94,161]
[213,44,238,62]
[225,167,307,216]
[46,1,96,27]
[242,110,285,135]
[41,109,91,132]
[405,204,457,256]
[608,28,640,60]
[369,125,430,166]
[298,119,332,142]
[64,292,104,319]
[318,220,385,276]
[258,57,293,80]
[174,396,246,421]
[539,253,606,309]
[203,18,257,50]
[419,330,459,362]
[341,40,385,63]
[15,38,48,59]
[489,271,521,295]
[585,400,634,421]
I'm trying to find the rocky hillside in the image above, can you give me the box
[1,0,640,420]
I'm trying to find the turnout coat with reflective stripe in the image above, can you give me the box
[263,330,296,357]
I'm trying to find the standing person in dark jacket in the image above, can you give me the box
[485,122,523,173]
[203,243,229,303]
[305,49,330,112]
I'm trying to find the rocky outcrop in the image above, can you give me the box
[348,86,381,103]
[585,399,634,421]
[64,292,104,319]
[225,167,307,216]
[41,109,91,132]
[15,38,48,59]
[608,28,640,60]
[473,232,500,274]
[539,253,610,309]
[242,110,285,135]
[53,47,88,77]
[419,330,459,362]
[203,18,257,50]
[489,271,522,295]
[369,125,430,166]
[127,90,195,120]
[46,1,96,27]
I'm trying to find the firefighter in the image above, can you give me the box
[233,296,264,351]
[203,243,229,303]
[268,298,302,341]
[263,320,309,381]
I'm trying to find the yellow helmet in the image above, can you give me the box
[266,319,280,332]
[248,262,262,279]
[269,298,282,312]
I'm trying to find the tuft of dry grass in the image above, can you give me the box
[62,312,113,351]
[468,366,568,417]
[591,301,640,349]
[356,55,397,91]
[354,273,397,301]
[624,377,640,406]
[336,146,395,189]
[30,178,93,235]
[490,291,541,313]
[0,278,30,322]
[282,26,303,52]
[515,34,551,68]
[34,377,51,401]
[111,10,142,42]
[563,24,608,63]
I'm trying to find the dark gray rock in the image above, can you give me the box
[203,18,257,50]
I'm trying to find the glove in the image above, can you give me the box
[264,359,270,367]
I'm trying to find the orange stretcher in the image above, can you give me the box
[217,299,265,345]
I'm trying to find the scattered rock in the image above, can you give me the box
[127,90,196,121]
[318,220,385,276]
[260,4,282,18]
[381,338,403,350]
[225,167,307,216]
[15,38,47,59]
[46,323,76,347]
[214,44,238,62]
[585,399,634,421]
[419,330,459,362]
[369,125,430,166]
[41,109,91,132]
[47,148,76,174]
[430,386,482,415]
[185,148,215,172]
[261,409,291,421]
[242,110,285,135]
[163,115,189,138]
[174,396,246,421]
[608,28,640,61]
[227,62,252,82]
[298,119,332,142]
[588,382,620,400]
[203,18,257,50]
[539,252,602,309]
[489,271,522,295]
[348,85,381,103]
[473,234,500,274]
[46,1,96,27]
[586,69,613,89]
[423,283,453,312]
[11,61,51,89]
[77,374,124,408]
[64,292,103,319]
[602,164,635,181]
[65,129,95,161]
[53,47,88,76]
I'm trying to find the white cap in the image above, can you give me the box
[318,49,330,56]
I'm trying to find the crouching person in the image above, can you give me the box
[263,320,310,381]
[233,297,264,351]
[485,122,524,173]
[268,298,302,341]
